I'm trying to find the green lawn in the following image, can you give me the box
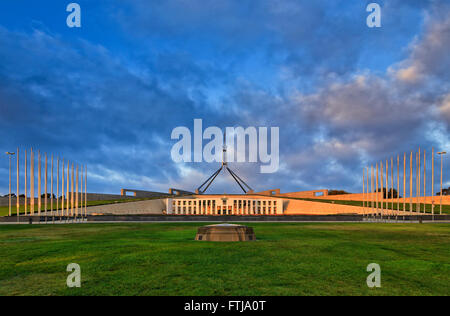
[0,223,449,296]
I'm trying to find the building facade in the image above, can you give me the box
[166,195,284,215]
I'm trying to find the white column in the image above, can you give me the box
[166,199,171,214]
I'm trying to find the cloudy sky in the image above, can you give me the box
[1,0,449,195]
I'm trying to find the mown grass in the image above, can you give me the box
[0,222,449,296]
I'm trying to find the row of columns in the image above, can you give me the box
[170,198,282,215]
[362,148,446,220]
[7,147,88,219]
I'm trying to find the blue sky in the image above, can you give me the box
[1,0,449,195]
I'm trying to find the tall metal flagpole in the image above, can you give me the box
[376,163,379,219]
[366,167,369,219]
[437,151,446,215]
[51,154,54,222]
[62,159,65,218]
[9,152,11,216]
[38,151,41,217]
[423,150,426,213]
[57,157,60,219]
[431,148,434,217]
[362,169,365,218]
[371,165,374,219]
[381,162,384,221]
[30,148,34,215]
[386,160,388,218]
[403,153,406,220]
[85,165,87,219]
[391,157,394,213]
[440,152,443,215]
[416,151,419,213]
[45,153,48,218]
[76,164,79,219]
[410,152,413,214]
[80,165,84,222]
[25,149,27,215]
[397,155,400,220]
[71,163,74,218]
[16,148,19,218]
[417,147,422,213]
[6,152,15,216]
[66,161,69,217]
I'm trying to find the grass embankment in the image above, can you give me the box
[294,197,450,214]
[0,197,162,217]
[0,222,449,296]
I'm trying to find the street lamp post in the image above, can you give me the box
[437,151,446,215]
[5,152,16,216]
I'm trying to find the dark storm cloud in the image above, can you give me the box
[116,0,368,77]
